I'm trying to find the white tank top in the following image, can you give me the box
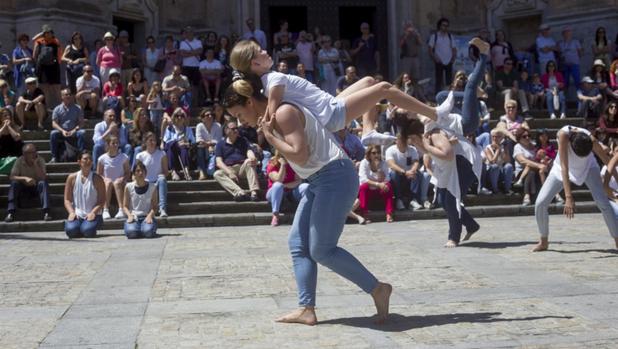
[127,182,155,217]
[549,126,598,185]
[276,103,347,179]
[73,171,98,218]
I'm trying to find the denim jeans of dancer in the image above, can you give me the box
[437,155,480,243]
[7,180,50,213]
[149,175,167,211]
[288,159,378,306]
[266,182,309,213]
[535,171,618,238]
[460,53,487,135]
[486,163,514,193]
[611,201,618,220]
[546,90,566,115]
[65,215,103,238]
[124,217,157,239]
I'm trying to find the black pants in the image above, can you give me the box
[434,62,453,93]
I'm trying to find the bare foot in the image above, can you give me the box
[444,240,458,248]
[531,239,549,252]
[469,37,490,55]
[275,307,317,326]
[371,282,392,324]
[386,214,394,223]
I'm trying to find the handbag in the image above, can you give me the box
[153,58,166,73]
[0,156,17,175]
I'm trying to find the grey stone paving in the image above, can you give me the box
[0,213,617,348]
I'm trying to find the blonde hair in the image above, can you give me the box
[230,40,261,74]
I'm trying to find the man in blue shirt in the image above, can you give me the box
[214,121,260,201]
[92,108,131,167]
[50,89,85,162]
[577,76,603,126]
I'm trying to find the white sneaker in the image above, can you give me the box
[423,200,433,210]
[550,113,557,120]
[560,113,566,119]
[361,130,397,146]
[554,193,564,204]
[396,199,405,211]
[102,209,111,220]
[159,209,168,218]
[114,210,126,219]
[409,200,423,210]
[479,187,492,196]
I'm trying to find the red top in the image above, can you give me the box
[266,162,297,190]
[598,115,618,135]
[103,82,124,97]
[541,72,565,90]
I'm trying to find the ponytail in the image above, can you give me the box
[223,72,265,109]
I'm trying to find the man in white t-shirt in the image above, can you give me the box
[75,64,100,113]
[428,18,456,93]
[242,18,267,50]
[533,126,618,252]
[179,26,202,86]
[385,133,428,210]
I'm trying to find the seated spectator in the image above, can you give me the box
[277,60,288,74]
[214,121,260,201]
[591,59,618,100]
[4,144,50,222]
[597,101,618,144]
[385,133,428,210]
[609,59,618,92]
[513,130,547,206]
[135,132,169,217]
[529,73,546,110]
[96,135,130,220]
[265,152,308,226]
[128,107,155,163]
[127,68,148,107]
[498,100,528,157]
[535,129,558,193]
[541,60,566,119]
[484,129,514,194]
[122,160,158,239]
[577,76,603,127]
[333,127,365,163]
[93,109,131,167]
[336,66,359,95]
[393,72,427,103]
[146,80,165,136]
[75,64,100,116]
[160,92,189,141]
[496,57,530,114]
[50,89,85,163]
[64,150,105,238]
[102,68,124,114]
[163,107,195,181]
[121,95,138,129]
[0,79,16,112]
[0,107,23,161]
[162,65,191,108]
[196,108,223,180]
[295,63,307,79]
[16,77,46,130]
[199,48,223,104]
[358,145,394,223]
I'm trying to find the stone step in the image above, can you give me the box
[0,201,601,233]
[0,178,229,190]
[0,190,234,204]
[488,116,582,130]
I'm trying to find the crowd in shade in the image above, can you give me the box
[0,17,617,240]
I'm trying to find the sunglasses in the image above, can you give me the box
[610,105,617,109]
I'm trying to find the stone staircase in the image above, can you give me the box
[0,111,600,233]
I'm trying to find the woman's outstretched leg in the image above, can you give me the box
[461,38,490,135]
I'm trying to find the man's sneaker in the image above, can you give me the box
[423,200,433,210]
[4,213,14,223]
[159,209,168,218]
[102,209,111,220]
[396,199,405,211]
[479,187,492,195]
[560,113,566,119]
[409,200,423,210]
[554,193,565,204]
[522,195,531,206]
[114,210,126,219]
[43,212,52,221]
[550,113,557,120]
[49,157,57,163]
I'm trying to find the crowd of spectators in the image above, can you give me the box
[1,18,617,237]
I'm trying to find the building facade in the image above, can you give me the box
[0,0,616,81]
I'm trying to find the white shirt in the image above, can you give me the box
[179,39,202,67]
[601,165,618,191]
[199,59,223,71]
[196,121,223,144]
[429,32,455,65]
[358,158,390,184]
[73,171,98,219]
[549,126,598,185]
[385,144,419,172]
[127,182,155,217]
[243,29,267,50]
[76,75,101,92]
[513,143,536,175]
[261,71,341,129]
[136,149,166,183]
[296,41,314,70]
[98,153,128,181]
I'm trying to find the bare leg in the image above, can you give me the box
[214,78,221,99]
[16,102,25,127]
[532,237,549,252]
[35,103,46,128]
[104,179,113,209]
[275,306,317,326]
[113,180,124,209]
[337,76,376,98]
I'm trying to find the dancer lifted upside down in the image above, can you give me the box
[224,75,392,326]
[229,39,455,146]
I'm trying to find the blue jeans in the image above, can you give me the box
[196,147,216,176]
[460,53,487,135]
[561,64,581,90]
[7,180,50,213]
[546,90,566,115]
[124,217,157,239]
[476,132,490,150]
[131,146,142,167]
[535,170,618,238]
[150,109,163,135]
[391,171,427,205]
[50,129,86,160]
[437,155,480,243]
[266,182,308,213]
[93,143,133,168]
[65,215,103,238]
[149,176,167,211]
[486,163,514,193]
[288,159,378,306]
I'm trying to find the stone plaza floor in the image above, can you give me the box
[0,213,617,348]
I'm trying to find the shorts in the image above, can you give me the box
[324,98,347,132]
